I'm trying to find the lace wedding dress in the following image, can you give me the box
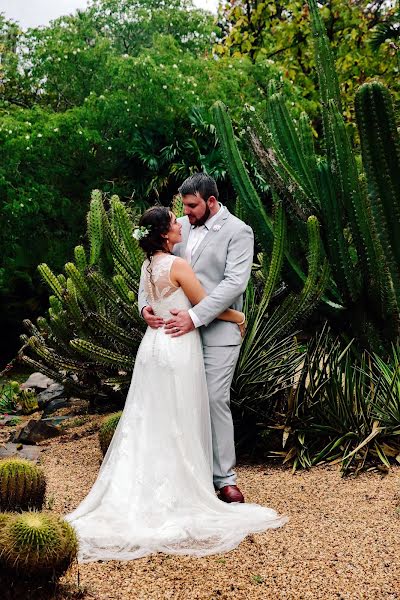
[65,253,287,563]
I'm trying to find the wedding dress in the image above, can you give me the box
[65,253,287,563]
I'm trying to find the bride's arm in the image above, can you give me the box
[170,258,245,325]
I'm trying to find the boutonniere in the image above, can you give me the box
[213,224,222,232]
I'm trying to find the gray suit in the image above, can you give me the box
[138,208,254,488]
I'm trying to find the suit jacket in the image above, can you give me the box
[138,208,254,346]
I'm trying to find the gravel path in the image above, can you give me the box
[8,416,400,599]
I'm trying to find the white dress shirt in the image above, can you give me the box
[186,205,225,328]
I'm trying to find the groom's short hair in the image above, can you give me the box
[178,173,219,202]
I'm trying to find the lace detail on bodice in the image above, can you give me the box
[142,254,191,319]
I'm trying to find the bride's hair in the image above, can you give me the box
[138,206,172,259]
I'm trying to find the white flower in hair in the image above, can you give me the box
[132,226,150,240]
[212,224,222,232]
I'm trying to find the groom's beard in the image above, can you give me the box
[191,203,210,227]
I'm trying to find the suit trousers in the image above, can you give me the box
[202,344,241,489]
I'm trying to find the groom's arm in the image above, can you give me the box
[191,225,254,327]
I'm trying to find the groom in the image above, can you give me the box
[139,173,254,503]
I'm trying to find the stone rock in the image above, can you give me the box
[42,398,70,415]
[13,420,61,445]
[41,415,71,427]
[0,442,41,461]
[37,383,65,408]
[20,372,54,391]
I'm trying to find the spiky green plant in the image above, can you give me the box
[99,411,122,455]
[0,458,46,512]
[19,390,39,415]
[0,511,77,578]
[0,381,20,414]
[213,0,400,352]
[18,190,146,404]
[282,326,400,475]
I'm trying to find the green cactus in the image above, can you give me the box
[213,1,400,350]
[0,458,46,512]
[19,390,39,415]
[98,411,122,455]
[0,511,77,578]
[87,189,104,266]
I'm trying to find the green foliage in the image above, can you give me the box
[1,1,308,359]
[216,0,399,120]
[0,511,78,578]
[0,458,46,512]
[0,381,20,413]
[99,411,122,455]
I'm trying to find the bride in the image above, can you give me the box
[65,206,287,563]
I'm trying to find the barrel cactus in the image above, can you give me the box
[19,390,39,415]
[99,411,122,455]
[0,458,46,511]
[0,511,78,578]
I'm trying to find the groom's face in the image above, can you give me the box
[181,193,213,227]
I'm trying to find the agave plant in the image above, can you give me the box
[282,325,400,475]
[212,0,400,353]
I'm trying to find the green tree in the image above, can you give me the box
[215,0,399,118]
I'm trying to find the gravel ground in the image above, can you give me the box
[3,415,400,599]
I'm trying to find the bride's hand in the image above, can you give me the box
[237,313,247,338]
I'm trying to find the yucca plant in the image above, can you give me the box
[0,511,77,579]
[213,0,400,353]
[98,411,122,455]
[283,326,400,475]
[0,458,46,512]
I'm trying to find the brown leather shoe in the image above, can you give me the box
[218,485,245,503]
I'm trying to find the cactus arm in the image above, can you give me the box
[110,195,144,277]
[355,82,400,311]
[317,161,357,303]
[70,339,133,369]
[87,190,104,266]
[212,100,274,250]
[262,195,286,307]
[74,246,87,275]
[37,264,64,302]
[267,93,320,210]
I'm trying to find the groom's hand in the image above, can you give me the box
[142,306,164,329]
[164,309,195,337]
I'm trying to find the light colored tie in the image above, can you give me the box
[185,225,205,264]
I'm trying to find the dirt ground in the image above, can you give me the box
[2,415,400,599]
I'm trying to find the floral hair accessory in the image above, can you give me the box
[132,225,150,240]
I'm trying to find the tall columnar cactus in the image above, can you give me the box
[0,458,46,512]
[355,81,400,314]
[213,1,400,350]
[0,512,78,579]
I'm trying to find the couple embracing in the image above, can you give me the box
[66,173,287,563]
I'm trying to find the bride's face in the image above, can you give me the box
[167,212,182,248]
